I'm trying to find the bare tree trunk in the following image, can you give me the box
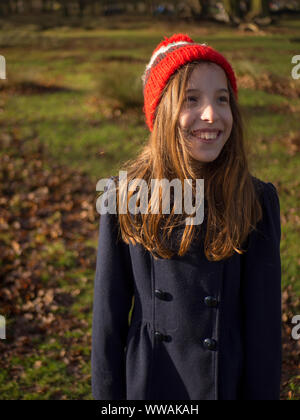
[15,0,21,13]
[0,0,5,16]
[261,0,270,15]
[26,0,34,12]
[198,0,210,17]
[90,0,97,15]
[252,0,270,15]
[222,0,242,19]
[250,0,262,15]
[42,0,48,12]
[78,0,86,17]
[6,0,13,14]
[132,0,139,13]
[60,0,69,17]
[147,0,156,15]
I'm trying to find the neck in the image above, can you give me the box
[190,159,209,180]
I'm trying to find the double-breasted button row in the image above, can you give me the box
[154,290,171,343]
[204,296,218,307]
[203,297,218,351]
[155,332,217,349]
[154,289,168,300]
[154,331,169,342]
[203,338,217,351]
[155,290,218,308]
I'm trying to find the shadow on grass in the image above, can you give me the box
[0,81,78,95]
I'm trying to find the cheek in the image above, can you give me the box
[178,110,193,129]
[224,109,233,133]
[178,113,186,129]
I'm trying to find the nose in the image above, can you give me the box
[200,103,218,123]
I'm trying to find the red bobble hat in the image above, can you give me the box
[142,34,238,132]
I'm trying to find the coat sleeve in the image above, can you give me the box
[240,181,282,400]
[91,181,134,400]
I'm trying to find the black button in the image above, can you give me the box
[155,289,167,300]
[203,338,217,351]
[155,331,167,342]
[204,296,218,308]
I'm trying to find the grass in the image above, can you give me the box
[0,345,91,400]
[0,15,299,400]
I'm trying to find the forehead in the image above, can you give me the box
[186,62,228,89]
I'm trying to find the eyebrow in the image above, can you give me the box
[186,88,229,94]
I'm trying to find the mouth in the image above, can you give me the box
[190,130,222,143]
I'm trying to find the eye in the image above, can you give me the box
[219,95,229,103]
[186,96,197,103]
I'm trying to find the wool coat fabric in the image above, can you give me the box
[91,176,282,400]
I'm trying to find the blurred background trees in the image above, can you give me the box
[0,1,299,21]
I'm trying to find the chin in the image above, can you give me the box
[192,153,220,163]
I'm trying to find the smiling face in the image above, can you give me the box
[178,62,233,164]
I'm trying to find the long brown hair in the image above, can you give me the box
[112,60,263,261]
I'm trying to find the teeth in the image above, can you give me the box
[193,131,219,140]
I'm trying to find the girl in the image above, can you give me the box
[91,34,282,400]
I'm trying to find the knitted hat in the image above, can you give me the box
[142,34,238,132]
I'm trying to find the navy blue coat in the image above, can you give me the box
[91,177,282,400]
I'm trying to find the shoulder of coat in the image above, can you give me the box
[251,175,266,200]
[250,176,280,216]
